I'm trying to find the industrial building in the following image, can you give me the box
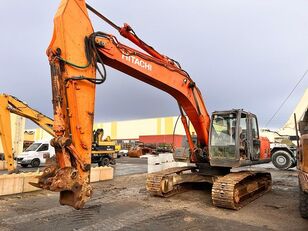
[25,115,196,146]
[2,88,307,155]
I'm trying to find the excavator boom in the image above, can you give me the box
[0,94,54,173]
[85,3,210,159]
[95,34,210,155]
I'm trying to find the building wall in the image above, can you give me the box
[27,116,196,142]
[139,134,184,148]
[0,114,25,155]
[24,130,35,142]
[34,128,53,141]
[93,116,195,140]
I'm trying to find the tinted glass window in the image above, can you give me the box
[251,117,259,139]
[240,114,247,140]
[25,143,42,152]
[37,144,49,152]
[211,113,237,146]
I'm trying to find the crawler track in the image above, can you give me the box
[146,166,196,197]
[147,168,272,210]
[212,171,272,210]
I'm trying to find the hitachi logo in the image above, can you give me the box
[122,54,152,71]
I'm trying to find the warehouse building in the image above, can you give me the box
[25,116,195,145]
[13,88,308,152]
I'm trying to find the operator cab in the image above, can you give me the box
[209,109,262,167]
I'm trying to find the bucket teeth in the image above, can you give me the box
[28,182,41,188]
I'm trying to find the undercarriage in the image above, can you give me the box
[146,166,272,210]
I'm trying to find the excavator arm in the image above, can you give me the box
[35,0,211,209]
[94,33,211,158]
[85,5,211,157]
[35,0,98,209]
[0,94,54,173]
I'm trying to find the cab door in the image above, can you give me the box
[248,115,261,161]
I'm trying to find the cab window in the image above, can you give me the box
[211,113,237,146]
[251,117,259,139]
[37,144,49,152]
[239,114,247,140]
[25,143,42,152]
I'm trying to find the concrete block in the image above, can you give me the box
[148,161,191,173]
[0,173,23,196]
[91,166,113,182]
[0,161,5,170]
[162,162,177,170]
[99,167,113,181]
[140,154,152,159]
[90,167,100,183]
[0,167,114,197]
[176,162,189,167]
[0,160,17,170]
[158,154,167,163]
[148,164,163,173]
[147,156,160,165]
[22,172,42,193]
[158,153,174,163]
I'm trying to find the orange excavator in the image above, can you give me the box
[33,0,272,209]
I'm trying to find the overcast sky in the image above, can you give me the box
[1,0,308,130]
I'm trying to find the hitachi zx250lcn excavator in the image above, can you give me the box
[31,0,272,209]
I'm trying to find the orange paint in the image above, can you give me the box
[259,136,271,160]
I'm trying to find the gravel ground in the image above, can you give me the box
[0,158,307,231]
[0,157,147,176]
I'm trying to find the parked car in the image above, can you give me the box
[118,149,129,157]
[16,141,55,168]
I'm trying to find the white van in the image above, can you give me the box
[16,141,55,168]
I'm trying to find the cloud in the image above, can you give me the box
[1,0,307,130]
